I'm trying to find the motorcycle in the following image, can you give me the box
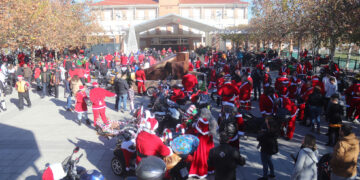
[42,147,104,180]
[146,79,171,97]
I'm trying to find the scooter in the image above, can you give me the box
[42,146,104,180]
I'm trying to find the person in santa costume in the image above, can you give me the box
[259,87,278,117]
[278,96,298,140]
[195,57,201,71]
[188,60,194,72]
[278,63,290,76]
[275,72,290,97]
[89,82,116,127]
[288,71,302,102]
[263,67,272,91]
[74,85,90,126]
[135,111,172,164]
[208,69,217,90]
[296,61,307,80]
[239,76,252,110]
[182,72,198,95]
[135,66,146,95]
[188,117,214,179]
[298,80,314,125]
[218,76,239,107]
[344,77,360,124]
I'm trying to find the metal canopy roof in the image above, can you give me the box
[134,13,219,33]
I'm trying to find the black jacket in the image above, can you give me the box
[114,78,129,95]
[257,131,278,155]
[308,91,323,107]
[326,102,343,124]
[208,143,245,180]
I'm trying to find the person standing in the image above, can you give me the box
[22,64,32,83]
[34,65,42,91]
[326,94,343,146]
[330,124,359,180]
[257,121,278,180]
[308,86,323,134]
[64,76,73,111]
[89,82,116,127]
[15,75,31,110]
[40,67,51,98]
[251,66,263,101]
[208,131,246,180]
[74,85,90,126]
[50,65,61,98]
[291,134,318,180]
[0,69,7,111]
[114,73,129,112]
[135,66,146,95]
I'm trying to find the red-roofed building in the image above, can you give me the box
[90,0,249,51]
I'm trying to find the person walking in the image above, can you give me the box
[135,66,146,95]
[308,86,323,134]
[74,85,90,126]
[257,121,278,180]
[40,67,51,98]
[326,94,343,146]
[89,82,116,127]
[291,134,318,180]
[330,124,359,180]
[208,131,246,180]
[15,75,31,110]
[22,64,33,83]
[114,73,129,112]
[64,76,73,111]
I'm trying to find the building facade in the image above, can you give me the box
[91,0,249,51]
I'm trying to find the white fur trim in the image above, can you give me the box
[195,123,209,135]
[198,117,209,124]
[222,101,235,107]
[235,114,242,118]
[189,174,208,179]
[49,163,66,179]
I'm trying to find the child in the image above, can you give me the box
[74,85,90,125]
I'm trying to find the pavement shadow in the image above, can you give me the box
[68,138,117,179]
[0,123,41,180]
[59,109,76,123]
[50,98,67,108]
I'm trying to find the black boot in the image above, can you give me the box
[86,119,91,125]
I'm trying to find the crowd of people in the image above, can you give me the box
[0,47,359,180]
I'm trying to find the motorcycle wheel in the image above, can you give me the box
[111,157,125,176]
[146,86,157,97]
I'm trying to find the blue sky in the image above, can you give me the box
[84,0,253,19]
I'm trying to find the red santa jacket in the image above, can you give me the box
[278,66,290,76]
[195,60,201,69]
[204,56,209,64]
[136,131,172,164]
[105,54,113,61]
[89,87,116,109]
[305,61,312,71]
[34,68,41,79]
[121,56,128,66]
[259,94,278,116]
[75,91,88,112]
[189,63,194,71]
[209,69,217,82]
[138,54,145,64]
[288,77,301,100]
[278,96,298,117]
[218,82,239,103]
[235,113,244,131]
[275,76,290,96]
[223,64,230,75]
[171,88,185,102]
[263,73,271,87]
[311,76,325,94]
[300,85,314,102]
[239,81,251,102]
[345,83,360,100]
[296,64,307,75]
[182,73,198,92]
[135,69,146,82]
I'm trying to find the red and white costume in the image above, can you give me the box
[135,69,146,94]
[239,81,252,110]
[188,62,194,72]
[278,96,298,139]
[195,59,201,70]
[275,74,290,97]
[182,73,198,93]
[278,66,290,76]
[345,83,360,119]
[259,94,278,116]
[189,118,214,179]
[136,116,172,164]
[263,72,271,89]
[218,82,239,106]
[208,69,217,89]
[288,77,302,101]
[296,64,307,77]
[89,82,116,126]
[75,90,88,113]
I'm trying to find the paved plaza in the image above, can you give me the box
[0,71,358,180]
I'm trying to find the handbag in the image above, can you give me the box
[163,153,181,170]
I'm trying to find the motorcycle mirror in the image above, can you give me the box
[73,146,80,153]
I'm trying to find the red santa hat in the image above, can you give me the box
[92,82,99,87]
[281,72,287,76]
[144,115,158,134]
[17,75,23,78]
[79,85,85,90]
[195,118,209,135]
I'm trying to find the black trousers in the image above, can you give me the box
[52,85,59,98]
[18,91,31,109]
[328,127,340,145]
[253,82,262,100]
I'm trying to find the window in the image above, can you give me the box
[215,9,222,19]
[137,10,144,20]
[126,10,133,20]
[103,10,112,21]
[226,9,234,18]
[237,9,244,19]
[204,9,211,19]
[148,10,156,19]
[114,10,122,20]
[193,8,200,19]
[181,9,189,18]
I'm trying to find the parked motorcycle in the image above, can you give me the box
[42,147,104,180]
